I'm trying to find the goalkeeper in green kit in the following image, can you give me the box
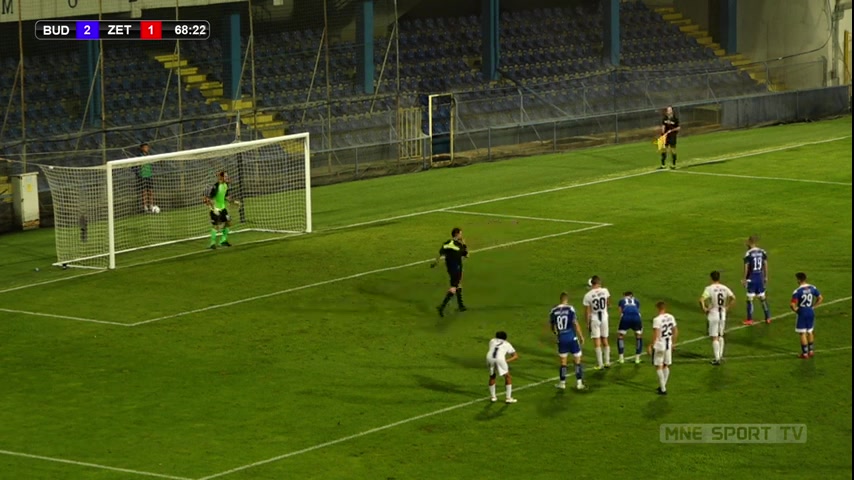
[203,170,239,249]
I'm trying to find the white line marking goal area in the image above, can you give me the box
[0,449,192,480]
[133,215,611,327]
[0,134,847,299]
[1,297,850,479]
[672,170,852,186]
[196,296,853,479]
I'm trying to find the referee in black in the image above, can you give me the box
[660,106,680,169]
[431,227,468,317]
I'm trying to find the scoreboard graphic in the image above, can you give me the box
[36,20,210,40]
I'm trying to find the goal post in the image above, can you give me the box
[41,132,312,270]
[427,93,456,166]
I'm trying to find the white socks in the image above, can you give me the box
[604,346,611,365]
[489,384,496,398]
[595,347,603,367]
[505,384,512,399]
[712,339,721,361]
[657,369,666,390]
[719,337,725,359]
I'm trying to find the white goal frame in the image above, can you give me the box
[51,132,311,270]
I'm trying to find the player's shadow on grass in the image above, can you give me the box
[725,328,791,354]
[413,374,478,398]
[645,292,697,313]
[642,396,672,420]
[440,354,487,370]
[535,391,572,418]
[475,403,510,422]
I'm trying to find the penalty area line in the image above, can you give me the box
[0,307,129,326]
[441,209,609,225]
[676,296,853,348]
[679,346,852,363]
[671,170,852,186]
[0,449,191,480]
[198,296,853,479]
[132,223,612,327]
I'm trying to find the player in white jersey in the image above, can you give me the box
[486,331,519,404]
[649,301,678,395]
[699,270,736,365]
[583,276,611,369]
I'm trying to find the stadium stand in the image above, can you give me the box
[0,1,765,161]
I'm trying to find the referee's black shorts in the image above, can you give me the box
[665,135,677,147]
[448,270,463,288]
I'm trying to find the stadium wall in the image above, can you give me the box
[737,0,835,90]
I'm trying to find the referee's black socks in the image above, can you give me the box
[440,291,454,310]
[456,288,465,309]
[672,153,677,166]
[661,152,666,166]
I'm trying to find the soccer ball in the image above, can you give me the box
[151,206,161,214]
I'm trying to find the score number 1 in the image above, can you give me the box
[140,21,163,40]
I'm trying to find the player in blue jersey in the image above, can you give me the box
[550,292,587,391]
[790,272,823,359]
[742,236,771,325]
[617,291,644,364]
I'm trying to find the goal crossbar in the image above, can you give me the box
[42,132,312,270]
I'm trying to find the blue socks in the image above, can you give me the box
[747,301,754,320]
[762,299,771,320]
[575,364,583,380]
[636,337,643,355]
[617,338,625,355]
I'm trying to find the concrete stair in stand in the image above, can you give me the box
[654,6,787,92]
[152,52,287,138]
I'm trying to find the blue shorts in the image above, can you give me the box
[745,277,766,297]
[796,312,815,332]
[618,316,643,333]
[557,338,581,356]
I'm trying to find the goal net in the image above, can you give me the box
[41,133,311,269]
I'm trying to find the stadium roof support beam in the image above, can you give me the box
[602,0,620,66]
[720,0,738,55]
[481,0,499,81]
[357,0,376,94]
[80,41,102,127]
[221,7,242,101]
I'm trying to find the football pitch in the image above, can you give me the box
[0,116,851,479]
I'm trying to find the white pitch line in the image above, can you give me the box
[3,135,848,297]
[676,296,853,348]
[672,170,852,186]
[679,346,852,363]
[199,295,853,479]
[0,307,129,326]
[194,374,558,480]
[685,135,851,165]
[132,223,611,327]
[0,449,191,480]
[321,171,655,232]
[0,269,106,295]
[442,209,608,225]
[321,135,852,234]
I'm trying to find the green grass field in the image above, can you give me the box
[1,117,851,480]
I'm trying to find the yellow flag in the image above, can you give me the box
[655,134,666,151]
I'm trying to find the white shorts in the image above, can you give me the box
[707,316,726,337]
[746,291,766,300]
[487,357,509,376]
[653,348,672,366]
[590,317,609,338]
